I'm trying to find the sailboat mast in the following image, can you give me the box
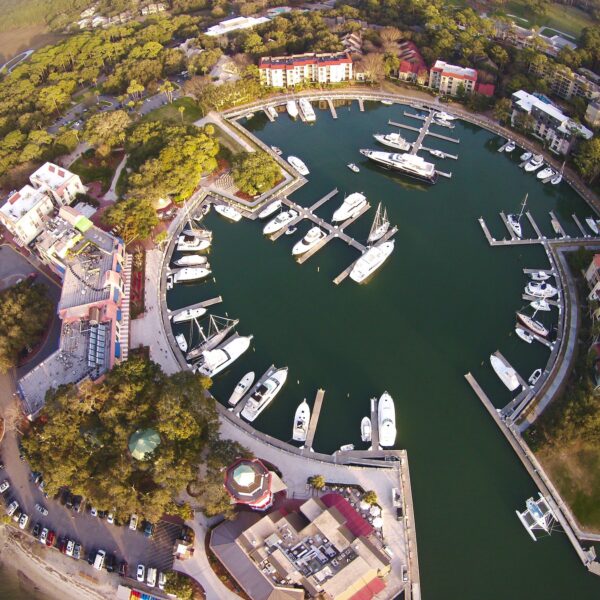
[518,193,528,221]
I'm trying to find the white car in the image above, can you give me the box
[107,512,114,524]
[6,500,19,517]
[158,571,166,590]
[129,514,138,530]
[146,567,157,588]
[136,564,145,582]
[39,527,49,544]
[66,540,75,557]
[35,503,48,516]
[18,513,28,530]
[0,480,9,493]
[90,507,98,517]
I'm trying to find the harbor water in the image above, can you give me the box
[167,101,600,599]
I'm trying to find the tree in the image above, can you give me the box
[494,98,512,125]
[379,27,402,51]
[363,490,378,505]
[575,138,600,184]
[83,110,131,157]
[358,53,385,83]
[127,79,145,101]
[159,80,175,104]
[232,151,281,196]
[164,571,194,600]
[0,280,54,373]
[178,105,185,124]
[102,197,158,243]
[309,475,326,490]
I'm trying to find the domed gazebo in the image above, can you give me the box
[128,428,161,461]
[224,458,274,511]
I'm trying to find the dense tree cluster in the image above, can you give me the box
[22,357,218,521]
[232,151,282,196]
[0,279,54,373]
[164,571,194,600]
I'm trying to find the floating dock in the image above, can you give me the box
[525,212,543,239]
[499,211,518,240]
[572,214,589,238]
[389,119,460,146]
[358,98,365,112]
[168,296,223,318]
[304,388,325,450]
[549,211,568,238]
[326,98,338,119]
[370,397,380,450]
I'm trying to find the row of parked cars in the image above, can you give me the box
[92,549,166,589]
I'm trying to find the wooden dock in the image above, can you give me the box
[499,212,518,240]
[358,98,365,112]
[326,98,338,119]
[233,365,275,417]
[549,211,568,238]
[572,214,589,238]
[168,296,223,318]
[304,388,325,450]
[408,111,435,155]
[389,119,460,145]
[263,108,275,122]
[370,396,379,449]
[525,212,543,239]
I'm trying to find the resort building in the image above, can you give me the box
[586,101,600,127]
[341,32,362,55]
[428,60,477,96]
[0,162,86,245]
[17,205,128,418]
[205,16,270,37]
[585,254,600,295]
[210,494,391,600]
[396,41,428,85]
[259,52,353,87]
[511,90,593,155]
[528,62,600,102]
[493,20,577,58]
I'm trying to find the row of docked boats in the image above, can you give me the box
[168,219,214,290]
[286,99,316,122]
[520,151,563,185]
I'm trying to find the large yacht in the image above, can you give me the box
[292,399,310,443]
[287,156,309,176]
[241,367,288,422]
[524,154,544,172]
[350,241,395,283]
[332,193,367,223]
[360,149,438,184]
[196,334,253,377]
[172,307,206,324]
[258,199,282,219]
[177,235,210,252]
[378,392,396,447]
[214,205,242,222]
[286,100,299,118]
[490,355,520,391]
[263,209,299,235]
[228,372,255,406]
[298,98,316,122]
[537,166,555,180]
[292,227,326,255]
[525,281,558,299]
[373,132,411,152]
[173,255,208,267]
[173,267,211,283]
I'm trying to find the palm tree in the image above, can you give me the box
[178,105,185,124]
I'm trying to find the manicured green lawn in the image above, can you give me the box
[69,150,121,193]
[142,97,203,124]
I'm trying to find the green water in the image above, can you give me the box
[167,101,600,599]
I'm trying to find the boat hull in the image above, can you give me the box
[228,371,255,406]
[258,200,282,219]
[378,392,396,447]
[490,355,520,391]
[360,150,438,184]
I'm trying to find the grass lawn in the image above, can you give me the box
[538,442,600,532]
[212,124,247,155]
[70,150,121,193]
[141,97,203,124]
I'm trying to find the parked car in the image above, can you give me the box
[18,513,29,530]
[35,503,48,516]
[32,523,41,538]
[158,571,166,590]
[73,543,82,560]
[0,480,9,493]
[98,510,107,519]
[143,521,154,538]
[118,561,128,577]
[39,528,48,544]
[66,540,75,557]
[6,500,19,517]
[64,492,73,509]
[46,530,56,547]
[146,567,157,588]
[107,512,115,525]
[129,514,138,531]
[87,550,96,565]
[105,553,115,572]
[58,538,67,553]
[93,550,106,571]
[136,564,145,582]
[72,496,83,512]
[90,506,98,517]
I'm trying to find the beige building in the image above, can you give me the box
[428,60,477,96]
[259,53,353,88]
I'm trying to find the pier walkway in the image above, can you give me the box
[370,396,380,449]
[407,112,434,155]
[326,98,337,119]
[304,388,325,450]
[389,119,460,145]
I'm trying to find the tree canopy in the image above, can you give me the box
[232,151,281,196]
[83,110,131,157]
[102,196,159,244]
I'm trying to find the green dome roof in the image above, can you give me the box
[233,463,257,487]
[128,428,161,460]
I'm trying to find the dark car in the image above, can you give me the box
[143,521,155,538]
[105,553,115,572]
[118,561,128,577]
[64,492,73,509]
[87,549,96,565]
[32,523,41,538]
[58,537,67,553]
[72,495,83,512]
[73,543,82,560]
[98,510,107,519]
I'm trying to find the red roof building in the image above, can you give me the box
[429,60,477,96]
[476,82,495,97]
[223,458,274,511]
[259,52,353,87]
[396,41,428,84]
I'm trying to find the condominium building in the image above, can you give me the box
[259,52,353,87]
[529,62,600,102]
[205,16,270,37]
[396,41,428,85]
[17,206,128,418]
[511,90,593,155]
[428,60,477,96]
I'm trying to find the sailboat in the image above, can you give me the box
[367,203,390,244]
[292,399,310,442]
[507,193,528,238]
[186,315,239,361]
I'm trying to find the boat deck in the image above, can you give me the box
[304,388,325,450]
[493,350,528,390]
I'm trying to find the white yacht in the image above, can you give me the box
[373,132,411,152]
[520,151,532,161]
[258,199,282,219]
[265,106,278,120]
[174,255,208,267]
[332,192,367,222]
[177,235,210,252]
[381,99,394,106]
[286,100,299,118]
[537,166,554,180]
[585,217,599,235]
[173,267,211,283]
[292,399,310,442]
[368,203,390,244]
[175,334,188,353]
[526,281,558,298]
[214,205,242,222]
[347,163,360,173]
[172,307,207,324]
[263,209,299,235]
[530,299,551,312]
[435,110,456,121]
[339,444,355,452]
[505,140,516,153]
[292,227,326,255]
[270,145,282,156]
[196,334,253,377]
[350,241,395,283]
[182,227,212,240]
[228,372,255,406]
[524,154,544,172]
[298,98,316,122]
[517,313,549,338]
[490,355,520,391]
[361,417,372,443]
[551,163,564,185]
[360,149,438,184]
[516,327,534,344]
[378,392,396,447]
[529,368,542,386]
[241,367,288,422]
[429,149,445,158]
[529,271,551,281]
[287,156,309,176]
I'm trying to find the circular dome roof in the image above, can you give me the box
[128,428,161,460]
[233,464,257,487]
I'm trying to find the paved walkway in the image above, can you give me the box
[194,112,255,152]
[103,153,127,202]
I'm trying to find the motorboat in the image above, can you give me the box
[172,307,207,324]
[265,106,278,120]
[196,334,253,377]
[520,151,532,161]
[287,156,309,176]
[525,281,558,299]
[516,327,534,344]
[173,267,211,283]
[586,217,599,235]
[360,149,438,184]
[550,172,563,185]
[368,203,390,244]
[505,140,516,153]
[245,112,255,119]
[298,98,316,122]
[228,372,255,406]
[166,275,173,290]
[241,367,288,422]
[175,334,188,353]
[516,312,549,337]
[174,255,208,267]
[271,145,282,156]
[530,299,551,312]
[292,399,310,442]
[286,100,299,118]
[373,132,411,152]
[263,209,299,235]
[361,417,372,443]
[537,166,555,180]
[529,368,542,386]
[177,235,210,252]
[381,99,394,105]
[258,199,282,219]
[292,227,326,255]
[524,154,544,172]
[490,355,520,391]
[378,392,396,447]
[182,227,212,240]
[435,110,456,121]
[285,227,297,235]
[529,271,551,281]
[332,192,367,222]
[433,116,455,128]
[214,205,242,222]
[350,241,395,283]
[429,149,445,158]
[507,193,528,239]
[339,444,355,452]
[347,163,360,173]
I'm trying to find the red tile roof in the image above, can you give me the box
[348,576,387,600]
[476,82,495,97]
[259,52,352,70]
[321,493,374,538]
